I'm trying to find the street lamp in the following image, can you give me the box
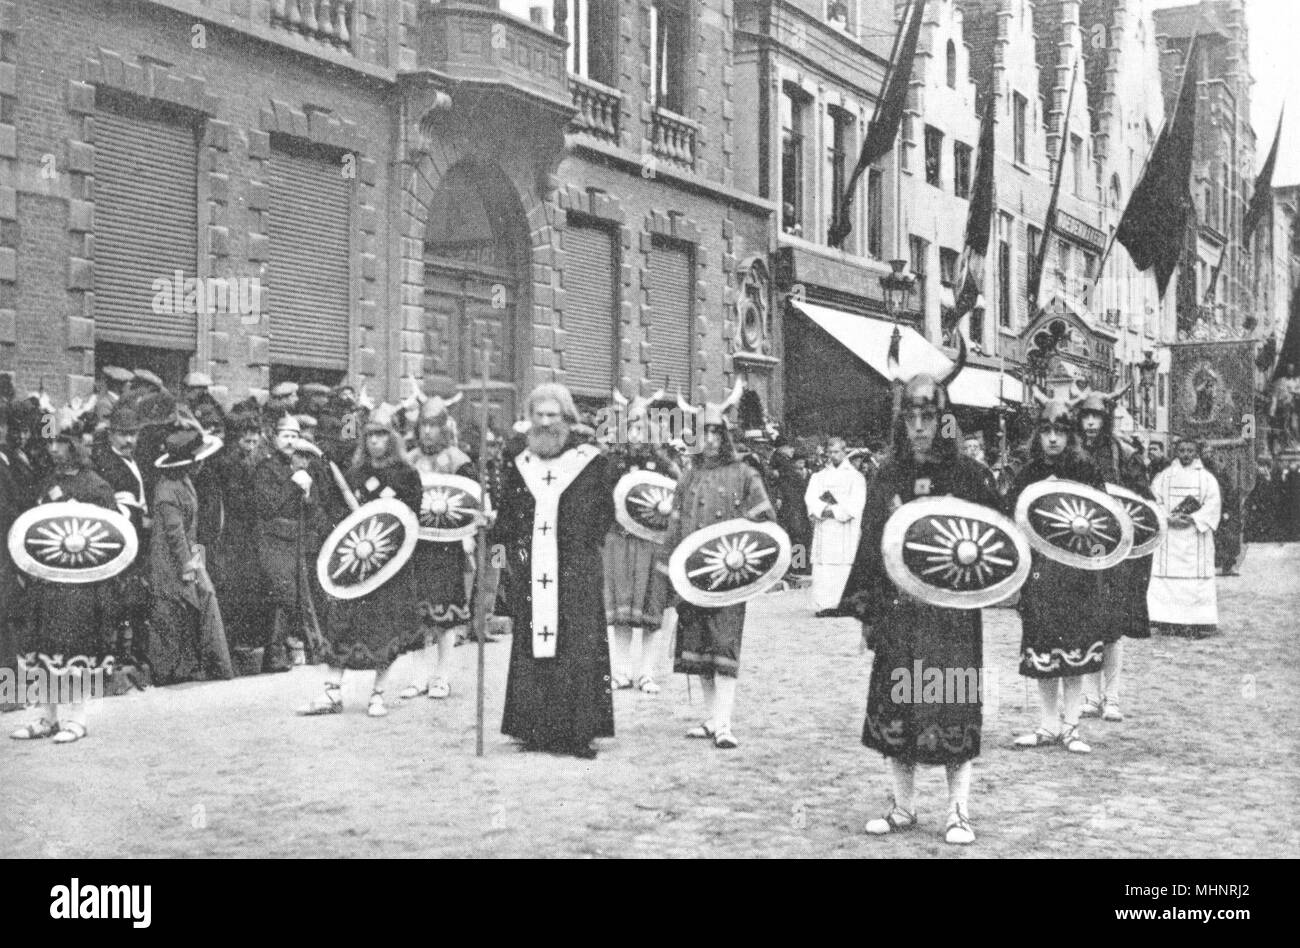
[880,258,917,324]
[1138,348,1159,430]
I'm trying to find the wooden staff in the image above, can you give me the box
[474,342,492,757]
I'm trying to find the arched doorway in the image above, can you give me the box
[422,161,528,427]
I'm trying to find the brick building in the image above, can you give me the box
[2,0,774,431]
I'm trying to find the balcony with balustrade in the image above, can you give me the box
[650,107,697,171]
[269,0,357,51]
[569,75,620,144]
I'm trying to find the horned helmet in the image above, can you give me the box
[612,384,667,444]
[677,378,746,431]
[888,327,968,417]
[1071,381,1131,434]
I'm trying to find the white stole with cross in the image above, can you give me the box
[515,444,599,658]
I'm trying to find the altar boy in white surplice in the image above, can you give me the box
[1148,435,1222,637]
[804,438,867,616]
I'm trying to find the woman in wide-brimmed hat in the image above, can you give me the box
[147,428,233,685]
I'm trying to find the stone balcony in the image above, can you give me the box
[569,74,620,143]
[650,106,697,170]
[270,0,357,52]
[418,2,571,114]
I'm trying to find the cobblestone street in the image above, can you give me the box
[2,544,1298,859]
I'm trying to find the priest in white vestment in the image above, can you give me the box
[804,438,867,615]
[1148,435,1222,637]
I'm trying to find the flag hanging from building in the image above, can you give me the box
[1243,106,1284,247]
[949,95,997,330]
[828,0,927,248]
[1027,58,1080,314]
[1116,37,1199,299]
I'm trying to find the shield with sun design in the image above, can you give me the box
[1104,483,1167,559]
[417,472,483,542]
[317,498,420,600]
[668,518,792,608]
[8,501,139,584]
[613,469,677,544]
[882,497,1031,609]
[1015,479,1134,570]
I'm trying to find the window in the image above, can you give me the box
[946,39,957,89]
[909,235,929,319]
[1110,173,1122,209]
[1027,224,1042,296]
[647,236,693,394]
[924,125,943,187]
[1013,92,1028,165]
[970,299,985,345]
[565,0,618,86]
[827,0,850,30]
[1057,241,1073,288]
[954,141,972,198]
[828,107,853,247]
[650,0,688,114]
[867,168,884,259]
[781,85,807,236]
[1221,161,1231,234]
[1071,134,1084,198]
[1081,251,1096,296]
[940,247,959,287]
[998,213,1013,328]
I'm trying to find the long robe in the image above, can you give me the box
[1079,435,1154,640]
[602,446,677,629]
[1148,459,1221,633]
[803,459,866,610]
[92,444,152,659]
[491,442,616,749]
[842,454,997,766]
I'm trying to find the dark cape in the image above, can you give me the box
[490,442,616,750]
[603,445,678,629]
[1080,435,1154,640]
[841,454,999,766]
[1005,454,1109,678]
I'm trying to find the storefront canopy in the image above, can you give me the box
[790,300,1023,409]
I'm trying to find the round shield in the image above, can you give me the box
[417,472,483,542]
[668,518,792,608]
[317,498,420,601]
[1014,479,1134,570]
[8,501,138,584]
[613,469,677,543]
[1105,483,1167,559]
[882,497,1031,609]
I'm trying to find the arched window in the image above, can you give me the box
[946,40,957,89]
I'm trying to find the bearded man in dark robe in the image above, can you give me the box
[490,383,615,759]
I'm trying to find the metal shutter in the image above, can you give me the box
[647,240,692,393]
[93,110,198,348]
[267,149,351,369]
[562,223,616,395]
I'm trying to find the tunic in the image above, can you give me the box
[253,450,326,660]
[407,444,475,628]
[1079,435,1154,641]
[491,442,615,749]
[602,446,678,629]
[212,449,270,650]
[1006,456,1109,679]
[842,455,997,766]
[1148,459,1222,634]
[661,456,775,679]
[20,470,118,678]
[321,460,424,670]
[769,453,812,573]
[91,445,153,653]
[803,459,866,611]
[0,447,33,696]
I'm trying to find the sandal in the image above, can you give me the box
[398,683,428,700]
[367,691,389,718]
[635,674,661,695]
[713,725,739,750]
[297,683,343,716]
[1013,727,1060,749]
[611,674,634,690]
[684,721,716,740]
[1079,695,1103,718]
[944,804,975,845]
[1101,700,1124,723]
[9,719,58,740]
[427,677,450,700]
[1059,724,1091,754]
[865,801,918,835]
[52,721,87,744]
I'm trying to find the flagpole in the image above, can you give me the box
[473,341,491,758]
[1029,57,1080,316]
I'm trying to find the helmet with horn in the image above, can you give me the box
[418,389,463,424]
[1073,381,1132,420]
[887,322,968,416]
[614,384,668,444]
[678,378,745,430]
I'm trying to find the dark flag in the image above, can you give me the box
[1243,107,1284,247]
[950,95,998,329]
[1027,59,1080,313]
[1116,37,1199,299]
[828,0,927,248]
